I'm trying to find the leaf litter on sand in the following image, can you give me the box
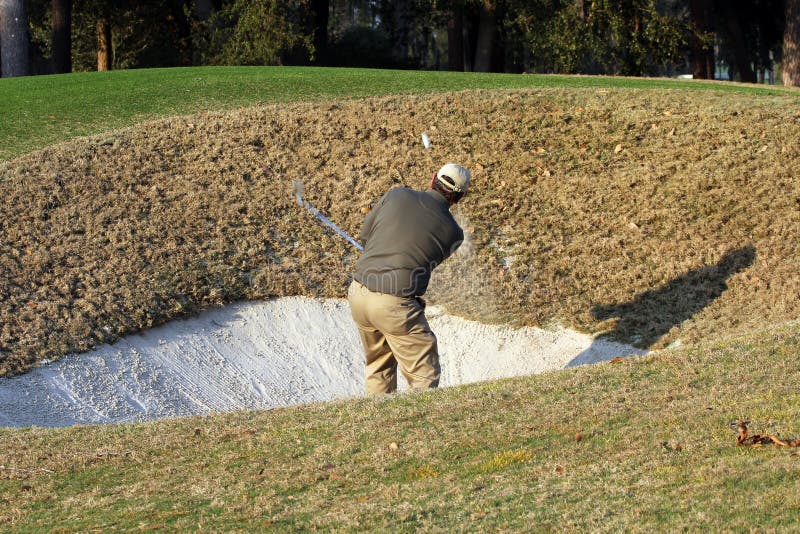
[1,88,799,376]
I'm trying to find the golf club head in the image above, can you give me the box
[292,179,304,206]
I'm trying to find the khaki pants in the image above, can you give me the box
[348,280,440,395]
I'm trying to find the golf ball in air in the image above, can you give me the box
[421,133,431,149]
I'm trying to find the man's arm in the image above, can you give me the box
[442,227,464,262]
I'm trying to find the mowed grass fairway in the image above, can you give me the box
[0,65,793,162]
[1,67,799,530]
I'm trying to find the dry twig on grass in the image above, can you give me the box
[0,465,55,475]
[730,420,800,450]
[76,450,135,458]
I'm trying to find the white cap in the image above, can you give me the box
[436,163,471,194]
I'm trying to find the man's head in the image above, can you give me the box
[430,163,471,205]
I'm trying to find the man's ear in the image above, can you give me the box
[430,171,437,189]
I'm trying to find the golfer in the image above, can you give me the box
[348,163,470,395]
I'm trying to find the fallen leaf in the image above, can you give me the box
[360,206,370,214]
[575,432,583,442]
[614,144,623,154]
[760,145,768,153]
[651,123,659,130]
[663,110,673,116]
[609,356,624,364]
[475,162,485,171]
[499,180,507,187]
[470,511,487,520]
[542,169,551,177]
[668,128,676,136]
[627,221,639,230]
[388,442,399,451]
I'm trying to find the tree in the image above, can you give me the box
[51,0,70,72]
[310,0,328,64]
[447,0,464,70]
[689,0,714,78]
[506,0,686,76]
[473,0,497,72]
[194,0,313,66]
[96,5,110,70]
[783,0,799,85]
[0,0,31,77]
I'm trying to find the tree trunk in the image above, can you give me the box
[390,2,412,61]
[783,0,800,86]
[96,15,111,71]
[689,0,714,79]
[474,0,496,72]
[51,0,71,74]
[447,2,464,71]
[311,0,328,65]
[724,14,755,83]
[0,0,31,77]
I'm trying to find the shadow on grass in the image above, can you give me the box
[568,245,756,367]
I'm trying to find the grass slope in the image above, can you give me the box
[1,325,798,531]
[2,87,799,376]
[1,69,799,530]
[0,66,794,161]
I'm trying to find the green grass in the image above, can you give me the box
[1,325,798,531]
[0,66,795,161]
[1,67,799,530]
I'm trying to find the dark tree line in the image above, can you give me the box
[0,0,798,86]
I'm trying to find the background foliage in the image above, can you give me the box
[10,0,792,80]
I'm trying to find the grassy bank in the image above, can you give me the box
[0,66,794,161]
[1,325,798,531]
[1,68,799,530]
[2,87,799,376]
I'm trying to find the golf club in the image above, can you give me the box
[293,179,364,251]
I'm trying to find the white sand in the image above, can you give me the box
[0,297,645,427]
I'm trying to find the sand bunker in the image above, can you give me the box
[0,297,644,427]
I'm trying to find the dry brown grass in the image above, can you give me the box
[1,88,799,376]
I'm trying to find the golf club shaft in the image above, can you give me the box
[302,201,364,251]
